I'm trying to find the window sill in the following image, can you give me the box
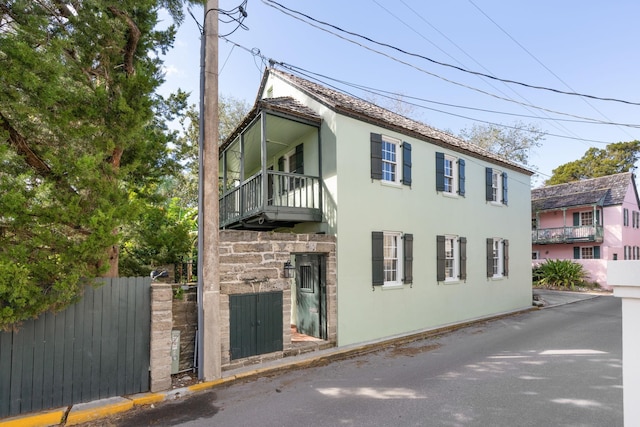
[382,283,405,290]
[489,201,505,207]
[443,279,462,285]
[380,180,402,189]
[441,191,458,199]
[490,275,504,281]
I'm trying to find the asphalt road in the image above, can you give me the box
[106,295,622,427]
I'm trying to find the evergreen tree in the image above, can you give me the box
[0,0,199,328]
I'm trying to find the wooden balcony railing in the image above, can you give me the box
[532,225,603,244]
[219,170,321,228]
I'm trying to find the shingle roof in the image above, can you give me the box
[260,68,533,175]
[531,172,634,211]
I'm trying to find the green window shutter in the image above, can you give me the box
[372,232,384,286]
[370,133,383,180]
[502,172,508,205]
[458,159,466,196]
[573,246,580,259]
[624,208,629,226]
[278,156,285,172]
[503,239,509,277]
[294,143,304,174]
[486,238,494,277]
[402,142,412,186]
[485,168,493,201]
[573,212,579,226]
[435,152,445,191]
[459,237,467,281]
[594,246,601,259]
[596,209,601,225]
[436,235,446,281]
[403,234,413,284]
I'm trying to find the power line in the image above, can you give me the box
[263,0,640,106]
[466,0,636,141]
[376,0,590,144]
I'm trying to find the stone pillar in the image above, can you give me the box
[609,261,640,426]
[150,283,173,392]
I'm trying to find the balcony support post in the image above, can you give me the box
[261,112,268,212]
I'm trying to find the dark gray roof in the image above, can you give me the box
[260,68,533,175]
[531,172,634,211]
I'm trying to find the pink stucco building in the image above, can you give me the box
[532,172,640,289]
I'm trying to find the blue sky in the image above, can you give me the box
[159,1,640,186]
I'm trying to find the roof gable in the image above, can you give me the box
[531,172,636,211]
[257,68,533,176]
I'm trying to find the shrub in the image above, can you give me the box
[535,259,589,290]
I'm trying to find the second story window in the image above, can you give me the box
[486,168,508,205]
[370,133,411,187]
[436,152,465,196]
[381,138,399,183]
[580,211,593,226]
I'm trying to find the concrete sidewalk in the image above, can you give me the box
[0,289,605,427]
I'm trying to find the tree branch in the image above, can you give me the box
[107,6,141,77]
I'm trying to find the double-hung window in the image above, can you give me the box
[372,231,413,287]
[485,168,507,205]
[381,138,399,184]
[436,152,465,196]
[573,246,600,259]
[370,133,412,186]
[486,238,509,278]
[437,235,467,282]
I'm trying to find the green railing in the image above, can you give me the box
[532,225,603,244]
[219,170,320,227]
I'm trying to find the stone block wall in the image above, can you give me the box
[171,285,198,372]
[149,283,173,392]
[219,230,337,368]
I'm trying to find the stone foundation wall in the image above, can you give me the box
[171,285,198,372]
[219,230,337,368]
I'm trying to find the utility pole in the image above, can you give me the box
[197,0,221,381]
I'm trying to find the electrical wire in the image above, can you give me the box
[263,0,640,107]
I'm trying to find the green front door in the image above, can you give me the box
[295,254,326,339]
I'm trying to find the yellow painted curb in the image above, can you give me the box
[188,379,226,393]
[65,399,134,426]
[0,408,66,427]
[129,393,165,407]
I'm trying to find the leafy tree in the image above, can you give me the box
[459,121,546,167]
[169,95,250,207]
[0,0,199,328]
[546,141,640,185]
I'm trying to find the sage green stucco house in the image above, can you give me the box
[219,68,534,348]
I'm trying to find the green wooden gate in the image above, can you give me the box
[229,292,283,360]
[0,277,151,419]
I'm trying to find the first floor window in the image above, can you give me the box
[487,238,509,278]
[532,251,539,260]
[383,232,400,283]
[573,246,600,259]
[372,231,413,286]
[437,235,467,282]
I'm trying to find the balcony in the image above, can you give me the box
[220,170,322,230]
[532,225,603,245]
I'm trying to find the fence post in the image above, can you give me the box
[609,260,640,427]
[150,283,173,392]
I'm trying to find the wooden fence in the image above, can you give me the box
[0,277,151,419]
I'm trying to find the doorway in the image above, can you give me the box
[294,253,327,340]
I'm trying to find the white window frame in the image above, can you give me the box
[579,211,593,226]
[491,170,502,203]
[581,247,594,260]
[492,238,504,278]
[383,231,403,287]
[443,155,457,194]
[381,136,400,185]
[444,235,460,281]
